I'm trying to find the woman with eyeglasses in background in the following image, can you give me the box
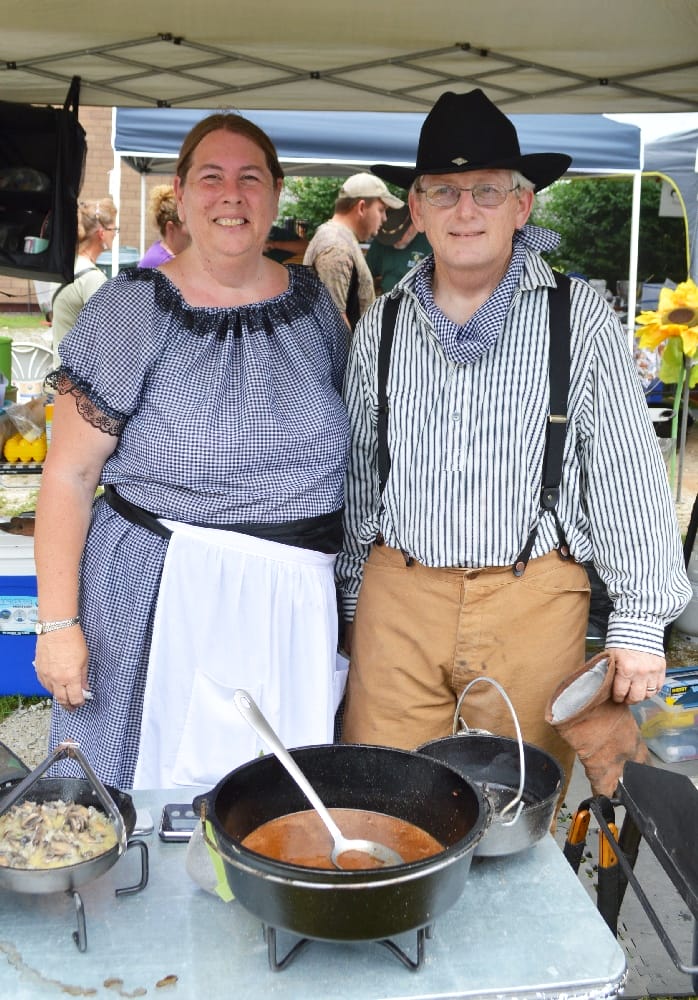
[51,196,118,361]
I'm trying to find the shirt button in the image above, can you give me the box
[452,412,461,421]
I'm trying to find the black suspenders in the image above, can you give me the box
[377,293,401,497]
[513,271,571,575]
[376,272,572,575]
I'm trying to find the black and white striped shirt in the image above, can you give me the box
[336,248,690,655]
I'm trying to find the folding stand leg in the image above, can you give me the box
[562,800,591,873]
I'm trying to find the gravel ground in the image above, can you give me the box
[0,700,51,769]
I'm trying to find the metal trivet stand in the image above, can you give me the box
[70,835,149,952]
[0,740,150,952]
[261,922,434,972]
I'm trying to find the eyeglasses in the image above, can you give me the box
[415,182,519,208]
[103,227,119,233]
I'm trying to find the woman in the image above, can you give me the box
[34,114,350,789]
[138,183,190,268]
[51,197,117,360]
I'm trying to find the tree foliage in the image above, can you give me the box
[279,177,345,236]
[531,177,688,290]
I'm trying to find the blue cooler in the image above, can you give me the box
[0,532,48,695]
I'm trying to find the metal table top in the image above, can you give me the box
[0,787,626,999]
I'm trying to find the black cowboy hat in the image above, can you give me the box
[375,204,413,246]
[372,90,572,193]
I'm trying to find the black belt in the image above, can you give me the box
[102,485,344,554]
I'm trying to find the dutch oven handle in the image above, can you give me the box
[453,677,526,827]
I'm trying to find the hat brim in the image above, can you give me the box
[372,152,572,193]
[375,205,412,246]
[379,192,405,209]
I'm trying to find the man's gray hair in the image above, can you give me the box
[511,170,535,192]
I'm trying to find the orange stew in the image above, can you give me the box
[240,807,444,869]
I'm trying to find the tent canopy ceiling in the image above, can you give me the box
[2,0,698,113]
[114,108,642,178]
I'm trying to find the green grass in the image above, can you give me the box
[0,312,45,330]
[0,694,47,724]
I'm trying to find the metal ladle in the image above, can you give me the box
[233,689,404,869]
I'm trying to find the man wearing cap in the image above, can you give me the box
[303,173,403,332]
[336,90,690,795]
[366,204,432,295]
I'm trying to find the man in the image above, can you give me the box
[336,90,690,793]
[303,173,403,331]
[366,204,432,294]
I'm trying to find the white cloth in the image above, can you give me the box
[133,521,342,790]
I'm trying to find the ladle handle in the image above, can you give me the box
[232,689,343,842]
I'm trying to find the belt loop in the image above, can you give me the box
[401,548,414,567]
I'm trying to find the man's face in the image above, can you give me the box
[357,198,388,242]
[408,170,533,281]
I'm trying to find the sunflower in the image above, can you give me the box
[636,279,698,386]
[636,279,698,355]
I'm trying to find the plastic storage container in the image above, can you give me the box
[631,695,698,763]
[0,531,47,695]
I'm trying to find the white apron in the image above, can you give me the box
[132,521,345,790]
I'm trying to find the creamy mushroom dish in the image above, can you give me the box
[0,799,118,869]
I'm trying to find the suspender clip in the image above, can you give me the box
[541,487,560,510]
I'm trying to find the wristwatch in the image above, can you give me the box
[35,616,80,635]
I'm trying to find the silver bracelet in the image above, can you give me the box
[35,616,80,635]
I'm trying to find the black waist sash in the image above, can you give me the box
[102,485,343,554]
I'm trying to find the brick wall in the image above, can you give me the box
[0,106,169,312]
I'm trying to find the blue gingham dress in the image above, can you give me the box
[47,265,350,789]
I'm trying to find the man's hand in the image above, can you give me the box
[606,647,666,703]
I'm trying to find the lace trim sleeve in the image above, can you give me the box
[45,368,126,437]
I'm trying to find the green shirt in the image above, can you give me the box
[365,234,432,293]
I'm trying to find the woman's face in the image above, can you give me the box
[174,129,282,263]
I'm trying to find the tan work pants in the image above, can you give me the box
[343,545,590,794]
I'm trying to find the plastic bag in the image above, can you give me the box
[4,395,47,441]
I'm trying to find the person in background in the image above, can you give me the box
[303,173,403,332]
[366,204,432,295]
[336,89,690,800]
[34,112,350,791]
[138,183,190,268]
[51,197,117,361]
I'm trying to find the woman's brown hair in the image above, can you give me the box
[176,113,284,185]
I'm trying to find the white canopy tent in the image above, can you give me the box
[2,0,697,113]
[644,128,698,283]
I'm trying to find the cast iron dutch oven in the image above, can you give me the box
[0,741,133,894]
[194,743,490,942]
[416,734,563,856]
[416,678,563,857]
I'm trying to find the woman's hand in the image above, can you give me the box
[607,648,666,704]
[34,626,90,710]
